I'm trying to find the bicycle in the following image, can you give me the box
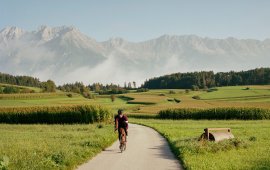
[119,128,127,153]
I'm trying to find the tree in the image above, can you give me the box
[111,94,116,102]
[42,80,56,92]
[191,85,199,91]
[128,82,132,89]
[133,81,136,89]
[0,72,42,87]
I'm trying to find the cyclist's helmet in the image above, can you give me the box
[118,109,123,115]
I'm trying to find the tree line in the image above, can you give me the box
[0,72,56,92]
[142,67,270,89]
[0,72,41,87]
[58,82,129,96]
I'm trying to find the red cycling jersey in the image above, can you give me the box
[115,114,128,129]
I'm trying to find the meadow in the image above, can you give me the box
[130,119,270,170]
[122,86,270,114]
[0,123,116,170]
[199,86,270,102]
[1,84,270,169]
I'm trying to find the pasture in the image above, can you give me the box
[131,119,270,170]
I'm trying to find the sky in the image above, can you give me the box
[1,0,270,42]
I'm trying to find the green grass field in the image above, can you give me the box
[0,123,116,170]
[199,86,270,102]
[122,87,270,114]
[0,83,42,93]
[1,84,270,169]
[131,119,270,170]
[1,86,270,113]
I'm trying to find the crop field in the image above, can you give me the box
[131,119,270,170]
[0,123,116,170]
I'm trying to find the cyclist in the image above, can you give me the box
[114,109,128,141]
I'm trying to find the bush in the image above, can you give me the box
[66,93,73,98]
[136,88,149,92]
[243,87,250,90]
[3,86,19,94]
[51,152,65,165]
[192,95,201,100]
[127,101,155,105]
[191,85,199,91]
[158,108,270,120]
[249,136,257,141]
[169,90,176,94]
[97,124,104,129]
[174,98,181,103]
[0,105,112,124]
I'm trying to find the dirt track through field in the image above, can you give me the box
[77,123,182,170]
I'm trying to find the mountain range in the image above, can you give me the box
[0,26,269,85]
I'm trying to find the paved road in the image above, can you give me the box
[77,124,182,170]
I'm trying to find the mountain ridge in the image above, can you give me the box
[0,26,269,85]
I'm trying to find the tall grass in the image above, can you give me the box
[0,105,112,124]
[131,119,270,170]
[158,107,270,120]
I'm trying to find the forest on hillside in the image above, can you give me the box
[142,68,270,89]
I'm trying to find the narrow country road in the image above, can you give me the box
[77,124,182,170]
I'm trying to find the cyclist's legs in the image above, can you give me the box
[118,129,121,141]
[125,128,128,136]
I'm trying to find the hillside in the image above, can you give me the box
[142,67,270,89]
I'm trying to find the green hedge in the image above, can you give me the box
[127,101,156,105]
[158,108,270,120]
[0,105,112,124]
